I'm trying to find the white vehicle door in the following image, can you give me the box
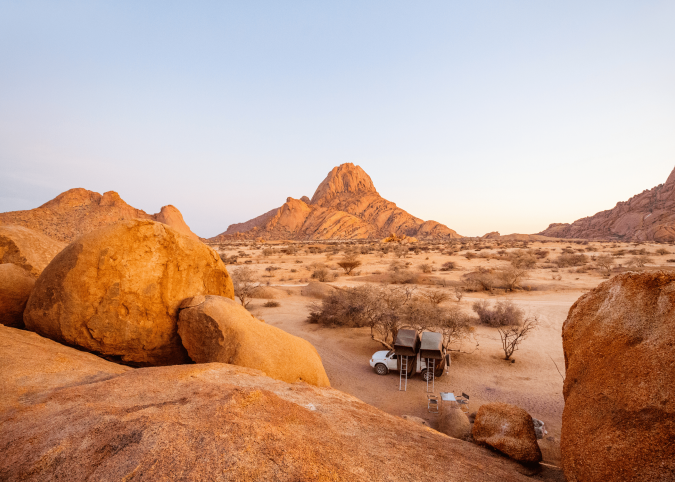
[387,353,398,371]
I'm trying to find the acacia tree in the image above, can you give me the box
[230,266,260,308]
[498,316,539,360]
[337,252,362,275]
[595,254,615,276]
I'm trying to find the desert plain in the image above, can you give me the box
[209,238,675,467]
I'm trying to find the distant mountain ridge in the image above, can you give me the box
[538,166,675,242]
[0,188,199,243]
[210,163,461,241]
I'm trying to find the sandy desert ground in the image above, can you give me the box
[209,239,675,466]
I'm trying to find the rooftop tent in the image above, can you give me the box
[419,331,444,360]
[394,329,420,357]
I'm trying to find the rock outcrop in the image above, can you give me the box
[0,264,35,328]
[539,166,675,242]
[561,272,675,482]
[0,188,199,243]
[0,225,66,277]
[178,295,330,387]
[210,163,461,241]
[472,402,543,463]
[0,328,534,481]
[23,219,234,366]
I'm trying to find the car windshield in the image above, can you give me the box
[386,350,394,357]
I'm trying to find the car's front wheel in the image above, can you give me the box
[421,370,433,381]
[374,363,388,376]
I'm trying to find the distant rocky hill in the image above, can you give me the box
[538,166,675,242]
[211,163,461,241]
[0,188,198,243]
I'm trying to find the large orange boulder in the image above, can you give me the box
[178,295,330,387]
[23,220,234,366]
[561,272,675,482]
[0,264,35,328]
[472,402,542,463]
[0,225,65,277]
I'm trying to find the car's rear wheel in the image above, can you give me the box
[421,370,433,381]
[374,364,388,375]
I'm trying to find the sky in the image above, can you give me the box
[1,1,674,238]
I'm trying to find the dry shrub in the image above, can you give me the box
[418,263,433,273]
[263,300,280,307]
[388,270,425,284]
[472,300,524,327]
[462,267,499,292]
[554,253,588,267]
[422,290,451,305]
[510,250,537,268]
[311,263,336,282]
[440,261,456,271]
[627,255,653,268]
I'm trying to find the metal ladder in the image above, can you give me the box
[399,356,408,391]
[426,358,435,393]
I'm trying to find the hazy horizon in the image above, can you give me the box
[2,2,674,238]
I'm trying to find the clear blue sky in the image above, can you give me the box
[1,1,674,237]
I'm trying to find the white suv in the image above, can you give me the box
[369,350,398,375]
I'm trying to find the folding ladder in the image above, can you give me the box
[399,356,408,391]
[426,358,435,393]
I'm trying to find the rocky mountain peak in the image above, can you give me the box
[310,163,378,205]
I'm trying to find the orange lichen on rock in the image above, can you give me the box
[561,272,675,482]
[23,219,233,366]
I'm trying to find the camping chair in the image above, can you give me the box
[427,394,439,413]
[456,393,470,414]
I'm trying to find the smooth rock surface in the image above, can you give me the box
[23,219,233,366]
[0,225,66,277]
[0,264,35,328]
[0,325,131,410]
[178,295,330,387]
[0,358,534,481]
[473,402,543,463]
[561,272,675,482]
